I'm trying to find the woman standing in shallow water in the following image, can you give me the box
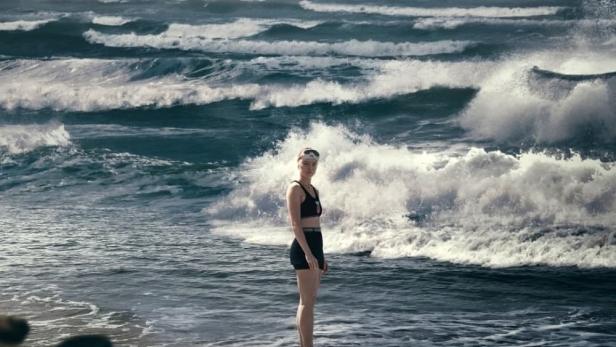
[287,147,328,347]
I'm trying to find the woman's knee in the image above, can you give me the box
[299,300,316,310]
[299,294,317,307]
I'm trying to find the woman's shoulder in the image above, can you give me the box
[287,181,302,192]
[286,181,304,200]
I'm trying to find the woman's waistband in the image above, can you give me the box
[302,227,321,232]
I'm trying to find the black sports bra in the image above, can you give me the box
[293,180,322,218]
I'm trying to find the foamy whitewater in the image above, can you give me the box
[1,0,615,346]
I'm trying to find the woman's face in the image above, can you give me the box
[298,158,318,177]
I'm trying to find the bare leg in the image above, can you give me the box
[296,307,303,347]
[295,275,303,347]
[296,269,321,347]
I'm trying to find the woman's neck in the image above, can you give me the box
[298,176,311,186]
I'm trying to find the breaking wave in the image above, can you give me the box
[205,123,616,268]
[0,122,70,154]
[83,28,473,57]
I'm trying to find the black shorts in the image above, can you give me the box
[290,228,324,270]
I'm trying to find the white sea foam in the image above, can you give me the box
[413,18,470,30]
[0,76,261,111]
[413,17,556,30]
[92,15,134,26]
[68,124,216,139]
[299,0,564,18]
[459,51,616,143]
[247,55,381,71]
[413,17,616,30]
[0,19,56,31]
[206,123,616,268]
[0,58,490,112]
[0,59,262,111]
[84,28,473,57]
[0,122,70,154]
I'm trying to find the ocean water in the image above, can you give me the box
[1,0,616,346]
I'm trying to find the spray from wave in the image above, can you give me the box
[458,52,616,144]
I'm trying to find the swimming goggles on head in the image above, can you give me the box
[299,148,320,161]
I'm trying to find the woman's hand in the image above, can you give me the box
[305,253,319,271]
[321,259,328,275]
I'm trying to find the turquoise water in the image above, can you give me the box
[1,0,615,346]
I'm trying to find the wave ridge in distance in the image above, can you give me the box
[299,1,565,18]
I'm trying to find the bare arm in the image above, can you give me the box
[287,184,313,257]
